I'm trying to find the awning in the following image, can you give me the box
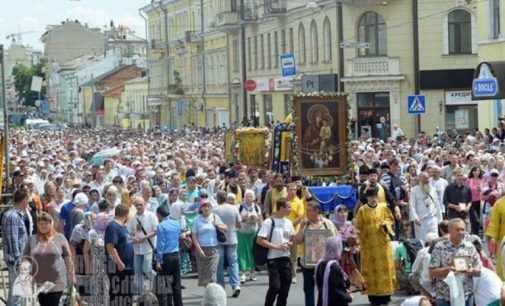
[420,69,474,90]
[472,61,505,100]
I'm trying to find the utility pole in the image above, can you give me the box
[240,0,248,126]
[412,0,421,135]
[0,45,10,186]
[201,0,207,128]
[161,5,171,129]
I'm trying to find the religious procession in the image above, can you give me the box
[2,94,505,306]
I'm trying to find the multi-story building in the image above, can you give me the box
[41,20,105,67]
[473,0,505,130]
[51,51,122,124]
[141,0,231,129]
[140,0,488,136]
[3,43,42,111]
[120,77,150,130]
[41,20,106,113]
[418,0,478,135]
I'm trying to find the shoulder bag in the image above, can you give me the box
[253,218,275,270]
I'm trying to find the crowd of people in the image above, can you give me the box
[3,125,505,306]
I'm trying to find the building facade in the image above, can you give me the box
[120,77,150,130]
[140,0,491,136]
[474,0,505,130]
[142,0,231,129]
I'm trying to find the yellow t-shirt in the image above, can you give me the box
[287,196,305,227]
[271,187,288,214]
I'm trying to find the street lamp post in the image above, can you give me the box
[0,45,10,187]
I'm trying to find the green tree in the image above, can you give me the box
[12,59,47,106]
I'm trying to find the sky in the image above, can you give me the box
[1,0,149,51]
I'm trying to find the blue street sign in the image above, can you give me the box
[408,95,426,114]
[473,78,498,97]
[280,53,296,77]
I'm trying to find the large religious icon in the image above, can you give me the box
[224,130,235,163]
[294,95,348,176]
[236,128,269,168]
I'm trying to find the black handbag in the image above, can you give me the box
[253,218,275,270]
[213,215,227,243]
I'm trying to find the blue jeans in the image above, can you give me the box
[133,253,154,293]
[436,297,473,306]
[217,244,240,289]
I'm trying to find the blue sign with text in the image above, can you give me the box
[280,53,296,77]
[473,78,498,97]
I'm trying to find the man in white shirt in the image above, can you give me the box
[429,165,448,220]
[168,188,185,220]
[257,198,295,306]
[127,196,158,293]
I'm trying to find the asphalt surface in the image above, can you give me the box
[180,271,408,306]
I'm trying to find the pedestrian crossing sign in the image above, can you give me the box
[407,95,426,114]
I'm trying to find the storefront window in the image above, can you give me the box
[263,94,273,125]
[357,92,390,139]
[445,105,478,132]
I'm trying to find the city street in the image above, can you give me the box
[181,272,407,306]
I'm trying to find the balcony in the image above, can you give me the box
[185,31,202,44]
[345,57,402,78]
[264,0,287,16]
[214,11,240,30]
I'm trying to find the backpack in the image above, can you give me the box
[402,239,423,265]
[239,204,259,214]
[253,218,275,270]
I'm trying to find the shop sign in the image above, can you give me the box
[255,78,274,91]
[446,91,474,105]
[472,63,499,98]
[274,77,294,91]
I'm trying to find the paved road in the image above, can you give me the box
[181,271,407,306]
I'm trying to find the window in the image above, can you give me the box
[310,20,319,64]
[298,23,306,65]
[267,33,272,69]
[274,31,279,68]
[289,28,294,53]
[358,12,387,56]
[232,39,239,72]
[323,18,332,62]
[260,34,265,69]
[284,94,293,116]
[491,0,501,39]
[448,9,472,54]
[250,94,256,122]
[247,37,252,71]
[281,29,287,54]
[356,92,390,138]
[254,36,258,70]
[263,95,273,125]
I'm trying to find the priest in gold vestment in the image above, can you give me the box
[354,186,397,306]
